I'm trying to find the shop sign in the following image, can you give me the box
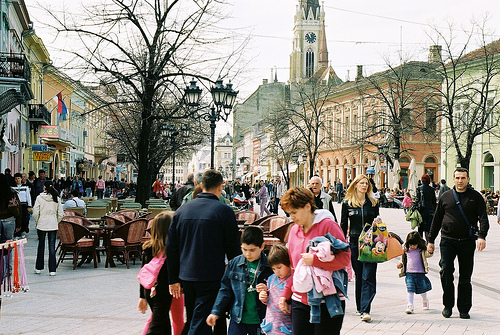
[31,144,49,152]
[33,152,53,161]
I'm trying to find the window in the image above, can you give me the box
[425,109,437,133]
[486,99,494,128]
[425,156,436,163]
[306,49,315,78]
[400,108,412,133]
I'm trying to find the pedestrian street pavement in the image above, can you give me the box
[1,207,499,334]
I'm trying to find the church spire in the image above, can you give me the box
[301,0,320,20]
[318,21,328,68]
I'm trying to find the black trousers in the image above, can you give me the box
[291,300,345,335]
[439,237,475,314]
[182,280,226,335]
[145,289,173,334]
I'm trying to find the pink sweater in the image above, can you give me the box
[283,210,350,305]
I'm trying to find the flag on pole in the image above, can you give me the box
[52,92,68,121]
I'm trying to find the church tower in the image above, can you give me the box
[289,0,328,82]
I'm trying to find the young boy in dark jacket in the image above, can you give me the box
[207,226,273,334]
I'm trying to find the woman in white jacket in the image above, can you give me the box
[33,180,63,276]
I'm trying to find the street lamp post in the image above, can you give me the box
[184,78,238,170]
[377,144,399,189]
[291,153,307,187]
[162,124,189,187]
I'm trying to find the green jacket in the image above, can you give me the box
[405,207,422,229]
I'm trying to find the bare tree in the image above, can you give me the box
[261,108,302,188]
[108,102,206,180]
[285,79,339,179]
[353,59,442,163]
[44,0,247,205]
[427,20,500,170]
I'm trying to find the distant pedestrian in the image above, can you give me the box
[96,176,105,199]
[428,168,489,319]
[255,180,272,217]
[438,179,450,200]
[416,174,436,242]
[33,181,63,276]
[397,231,433,314]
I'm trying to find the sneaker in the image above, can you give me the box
[49,272,56,276]
[34,269,41,274]
[422,300,429,310]
[405,304,414,314]
[361,313,372,322]
[442,307,452,318]
[354,311,361,316]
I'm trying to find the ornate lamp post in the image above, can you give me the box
[162,124,189,187]
[184,78,238,170]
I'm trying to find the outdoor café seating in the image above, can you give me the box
[117,209,139,221]
[86,206,108,219]
[63,209,85,217]
[68,207,85,216]
[235,210,260,224]
[105,218,148,269]
[57,221,98,270]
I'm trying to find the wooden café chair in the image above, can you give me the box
[105,218,147,269]
[57,221,98,270]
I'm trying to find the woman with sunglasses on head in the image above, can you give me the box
[340,174,380,322]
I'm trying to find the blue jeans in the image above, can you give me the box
[228,319,260,335]
[439,237,475,314]
[350,239,377,314]
[97,189,104,199]
[36,230,57,272]
[85,188,92,197]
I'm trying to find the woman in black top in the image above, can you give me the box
[416,174,437,242]
[340,174,379,322]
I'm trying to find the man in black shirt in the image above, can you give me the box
[428,168,489,320]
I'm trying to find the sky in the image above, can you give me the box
[26,0,500,134]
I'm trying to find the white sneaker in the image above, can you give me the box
[49,272,56,276]
[422,300,429,310]
[354,311,361,316]
[405,304,414,314]
[34,269,41,274]
[361,313,372,322]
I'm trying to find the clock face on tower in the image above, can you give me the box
[305,32,316,44]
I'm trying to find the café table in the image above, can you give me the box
[88,225,118,265]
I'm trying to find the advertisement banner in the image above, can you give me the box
[33,152,53,161]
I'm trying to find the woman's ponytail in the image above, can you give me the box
[44,180,59,202]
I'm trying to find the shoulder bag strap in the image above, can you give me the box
[452,189,471,228]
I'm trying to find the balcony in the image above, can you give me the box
[94,146,110,158]
[29,104,51,129]
[0,53,33,114]
[39,125,73,147]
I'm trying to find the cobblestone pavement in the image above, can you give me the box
[2,206,499,334]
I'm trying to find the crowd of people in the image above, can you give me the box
[0,164,491,334]
[0,168,136,277]
[134,167,490,335]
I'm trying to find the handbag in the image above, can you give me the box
[137,255,166,290]
[452,189,479,240]
[358,216,389,263]
[386,233,404,260]
[8,195,21,218]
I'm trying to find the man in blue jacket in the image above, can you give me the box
[167,170,241,335]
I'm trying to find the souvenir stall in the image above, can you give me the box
[0,239,28,319]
